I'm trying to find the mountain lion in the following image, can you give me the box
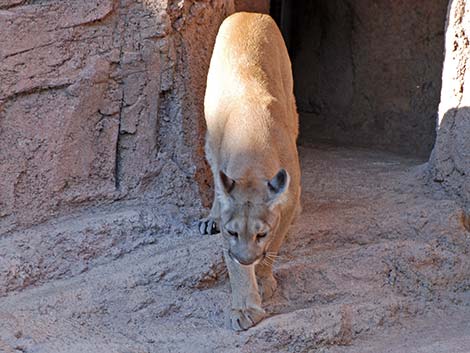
[199,12,301,331]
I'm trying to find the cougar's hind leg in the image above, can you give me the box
[198,196,220,235]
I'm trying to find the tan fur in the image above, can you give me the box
[202,12,301,330]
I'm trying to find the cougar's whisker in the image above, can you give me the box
[267,252,287,260]
[263,256,274,265]
[264,256,276,265]
[261,257,271,267]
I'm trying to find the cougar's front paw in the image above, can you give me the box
[258,274,278,301]
[230,306,266,331]
[198,217,219,235]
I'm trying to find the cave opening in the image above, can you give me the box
[270,0,448,158]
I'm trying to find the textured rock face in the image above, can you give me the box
[0,0,235,233]
[290,0,448,157]
[234,0,269,13]
[430,0,470,209]
[0,0,235,293]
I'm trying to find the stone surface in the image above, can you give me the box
[0,0,236,290]
[0,0,235,234]
[430,0,470,209]
[289,0,448,157]
[234,0,269,14]
[333,309,470,353]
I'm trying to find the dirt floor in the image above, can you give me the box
[1,145,470,353]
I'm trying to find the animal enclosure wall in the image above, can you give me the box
[0,0,234,234]
[0,0,235,295]
[272,0,448,157]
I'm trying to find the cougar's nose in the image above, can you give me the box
[236,256,255,266]
[228,249,260,266]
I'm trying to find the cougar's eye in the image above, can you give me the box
[227,230,238,237]
[257,232,268,240]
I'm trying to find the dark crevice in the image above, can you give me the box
[271,0,447,158]
[0,0,26,10]
[3,41,57,60]
[113,3,128,191]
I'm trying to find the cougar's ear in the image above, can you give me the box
[219,170,235,194]
[268,168,290,205]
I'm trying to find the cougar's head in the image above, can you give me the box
[217,168,289,266]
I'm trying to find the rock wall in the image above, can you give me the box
[0,0,236,294]
[0,0,235,234]
[234,0,269,13]
[290,0,448,157]
[430,0,470,209]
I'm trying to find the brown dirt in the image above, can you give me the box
[1,145,469,353]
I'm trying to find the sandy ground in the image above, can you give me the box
[1,145,469,353]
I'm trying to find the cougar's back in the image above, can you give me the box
[204,12,299,197]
